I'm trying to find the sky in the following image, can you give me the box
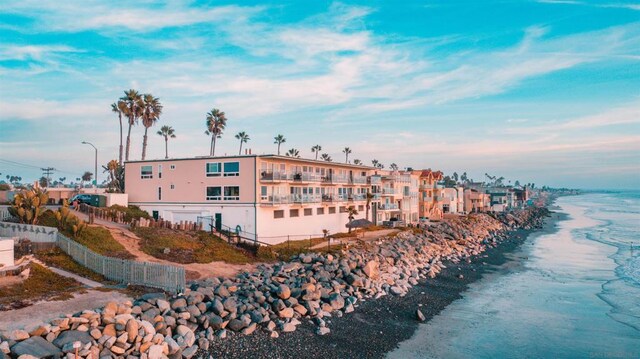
[0,0,639,190]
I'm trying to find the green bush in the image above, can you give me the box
[109,205,151,222]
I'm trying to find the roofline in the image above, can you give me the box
[124,154,377,169]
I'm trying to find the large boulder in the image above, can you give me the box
[363,260,379,279]
[11,336,61,358]
[276,284,291,300]
[52,330,92,348]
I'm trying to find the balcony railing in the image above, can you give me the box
[260,194,321,205]
[378,203,400,210]
[260,171,288,181]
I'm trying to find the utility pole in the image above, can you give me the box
[41,167,55,187]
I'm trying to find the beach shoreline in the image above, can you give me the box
[206,205,565,358]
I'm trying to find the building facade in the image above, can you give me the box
[418,169,444,221]
[125,155,376,244]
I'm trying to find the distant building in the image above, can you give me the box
[372,171,420,226]
[418,169,444,220]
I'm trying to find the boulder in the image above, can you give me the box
[328,293,345,310]
[52,330,92,348]
[125,319,139,342]
[10,336,62,358]
[276,284,291,300]
[278,308,294,319]
[416,309,426,322]
[363,260,379,279]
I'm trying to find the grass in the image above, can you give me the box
[0,263,85,309]
[133,227,254,264]
[35,248,109,283]
[108,205,151,222]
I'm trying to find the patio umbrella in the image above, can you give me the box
[346,218,374,229]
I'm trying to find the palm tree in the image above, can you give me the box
[274,134,286,155]
[119,89,143,162]
[205,108,227,156]
[320,153,332,162]
[311,145,322,160]
[347,206,358,233]
[111,101,125,165]
[342,147,352,163]
[371,159,379,168]
[235,131,250,155]
[377,163,385,169]
[365,190,375,221]
[140,94,163,160]
[353,159,362,165]
[390,163,398,171]
[102,159,121,192]
[81,171,93,188]
[285,148,300,158]
[157,125,176,159]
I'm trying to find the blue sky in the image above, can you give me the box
[0,0,638,189]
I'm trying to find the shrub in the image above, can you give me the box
[8,188,48,224]
[110,204,151,222]
[0,183,10,191]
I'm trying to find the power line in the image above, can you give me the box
[41,167,55,186]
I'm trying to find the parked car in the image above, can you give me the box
[69,194,92,205]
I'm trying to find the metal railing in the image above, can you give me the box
[378,203,400,210]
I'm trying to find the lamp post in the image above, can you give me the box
[81,141,98,187]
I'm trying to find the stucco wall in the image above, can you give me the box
[0,237,14,267]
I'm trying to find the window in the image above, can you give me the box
[224,186,240,200]
[206,163,221,177]
[358,205,364,211]
[261,186,268,200]
[158,187,162,200]
[170,183,175,190]
[339,206,347,213]
[158,165,163,179]
[317,208,325,215]
[224,162,240,177]
[170,164,176,170]
[206,186,221,200]
[274,210,284,219]
[329,207,336,214]
[304,208,312,216]
[141,165,153,179]
[290,209,299,217]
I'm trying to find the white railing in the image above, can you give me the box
[378,203,400,210]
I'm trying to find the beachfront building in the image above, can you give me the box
[124,155,375,244]
[440,187,464,215]
[373,171,419,226]
[464,188,491,213]
[418,169,444,221]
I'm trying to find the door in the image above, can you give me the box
[152,211,159,220]
[215,213,222,232]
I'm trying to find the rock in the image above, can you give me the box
[241,323,257,335]
[52,331,92,348]
[328,293,345,310]
[227,319,245,332]
[278,308,294,319]
[281,323,296,332]
[139,320,156,336]
[156,299,170,313]
[89,329,102,340]
[363,260,380,279]
[293,304,307,316]
[181,345,198,359]
[223,298,237,312]
[390,286,404,296]
[11,330,30,341]
[270,331,279,338]
[164,336,180,354]
[147,344,163,359]
[316,327,330,336]
[276,284,291,300]
[216,330,227,339]
[102,324,116,337]
[346,274,364,287]
[125,319,139,342]
[211,299,224,315]
[416,309,426,322]
[171,298,187,310]
[10,336,62,358]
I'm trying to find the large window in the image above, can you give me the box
[290,209,299,217]
[224,162,240,177]
[317,208,325,215]
[274,210,284,219]
[224,186,240,200]
[206,163,221,177]
[206,186,221,200]
[141,165,153,179]
[304,208,313,216]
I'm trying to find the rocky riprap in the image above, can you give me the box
[1,208,547,359]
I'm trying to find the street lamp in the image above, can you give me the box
[81,141,98,187]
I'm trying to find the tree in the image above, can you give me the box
[353,159,362,165]
[39,177,48,188]
[8,188,49,224]
[140,94,163,160]
[342,147,352,163]
[390,163,399,171]
[311,145,322,160]
[157,125,176,159]
[515,180,521,187]
[461,172,468,183]
[205,108,227,156]
[285,148,300,158]
[347,206,358,233]
[111,101,126,165]
[273,134,286,155]
[120,89,143,162]
[377,163,384,169]
[102,160,123,193]
[365,190,375,221]
[320,153,332,162]
[58,177,66,184]
[453,172,459,182]
[371,159,379,168]
[235,131,250,155]
[81,171,93,188]
[442,175,457,187]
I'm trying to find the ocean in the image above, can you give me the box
[389,192,640,358]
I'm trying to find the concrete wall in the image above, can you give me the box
[0,222,58,243]
[105,193,128,207]
[0,237,14,267]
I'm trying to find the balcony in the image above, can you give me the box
[260,171,288,182]
[378,203,400,211]
[349,176,368,185]
[290,172,322,183]
[260,194,321,205]
[381,187,399,196]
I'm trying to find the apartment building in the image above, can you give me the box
[125,155,375,244]
[464,188,491,213]
[371,171,420,225]
[440,187,464,214]
[418,169,444,220]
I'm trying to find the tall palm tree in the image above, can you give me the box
[371,159,379,168]
[285,148,300,158]
[347,206,358,233]
[140,94,163,160]
[111,101,125,165]
[320,153,332,162]
[311,145,322,160]
[353,159,362,165]
[157,125,176,159]
[274,134,286,155]
[377,163,385,169]
[81,171,93,188]
[120,89,143,162]
[205,108,227,156]
[365,190,375,221]
[235,131,250,155]
[342,147,352,163]
[390,163,399,171]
